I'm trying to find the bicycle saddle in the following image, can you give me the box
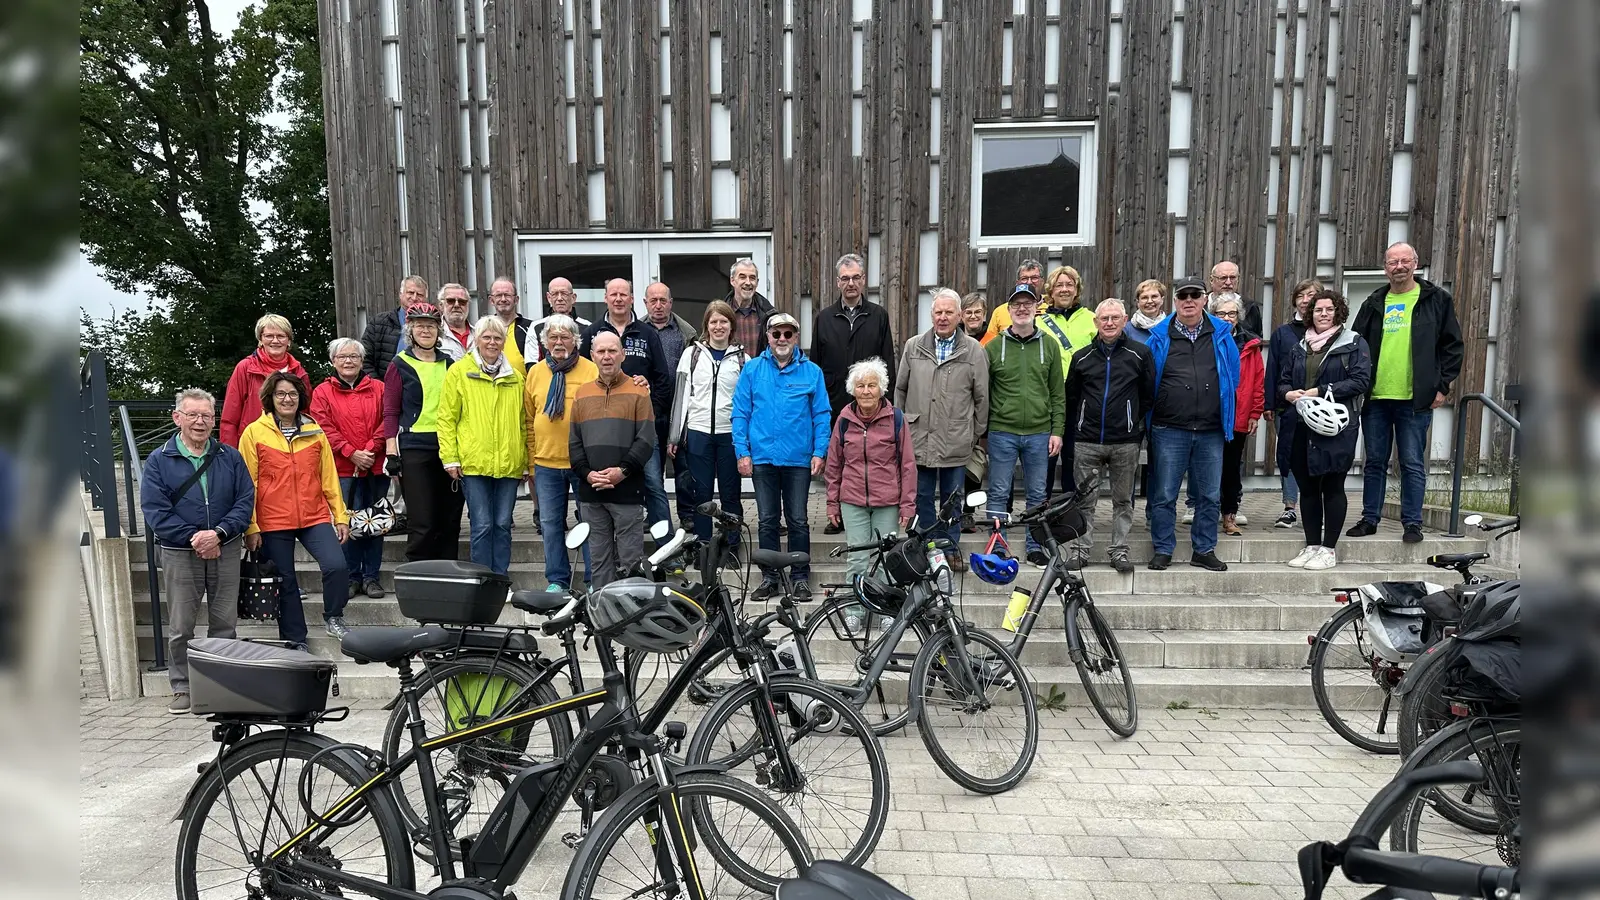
[340,625,454,664]
[509,589,574,615]
[752,549,810,571]
[1427,551,1490,568]
[776,861,915,900]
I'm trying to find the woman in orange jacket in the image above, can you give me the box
[239,372,351,650]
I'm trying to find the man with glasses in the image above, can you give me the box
[437,283,474,360]
[980,258,1047,342]
[1346,242,1464,543]
[140,388,255,714]
[1207,260,1263,337]
[488,276,537,371]
[984,284,1065,569]
[361,275,428,378]
[533,277,592,353]
[733,313,831,601]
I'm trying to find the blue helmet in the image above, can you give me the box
[969,551,1019,585]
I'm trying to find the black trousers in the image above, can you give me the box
[1221,434,1248,515]
[1289,429,1348,548]
[400,447,464,561]
[1044,432,1077,498]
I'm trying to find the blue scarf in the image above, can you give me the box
[542,352,578,420]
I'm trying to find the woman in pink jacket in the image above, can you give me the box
[825,358,917,634]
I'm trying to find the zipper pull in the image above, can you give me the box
[331,667,341,698]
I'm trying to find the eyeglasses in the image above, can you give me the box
[176,410,215,422]
[333,353,362,360]
[768,329,797,339]
[838,275,865,283]
[273,392,300,400]
[490,292,516,300]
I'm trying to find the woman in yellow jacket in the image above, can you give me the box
[239,372,351,649]
[437,316,526,575]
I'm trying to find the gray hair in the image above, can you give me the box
[835,253,866,278]
[1095,298,1129,317]
[729,257,759,278]
[471,315,509,342]
[400,274,428,293]
[174,387,216,409]
[327,337,366,361]
[539,314,579,346]
[1208,292,1243,316]
[1017,258,1044,277]
[845,357,890,395]
[930,287,962,308]
[437,282,469,303]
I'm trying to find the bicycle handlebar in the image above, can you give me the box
[695,500,744,533]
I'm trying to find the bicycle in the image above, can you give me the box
[173,611,812,900]
[1388,715,1521,865]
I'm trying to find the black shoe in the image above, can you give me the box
[1190,551,1228,572]
[1403,524,1424,543]
[792,581,811,601]
[1027,549,1050,569]
[1109,550,1134,575]
[364,578,385,599]
[1148,553,1171,570]
[1346,520,1378,537]
[751,582,780,602]
[823,521,843,535]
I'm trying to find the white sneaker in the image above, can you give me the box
[843,614,864,636]
[1304,546,1338,571]
[1234,513,1249,526]
[1180,510,1194,525]
[1287,545,1320,568]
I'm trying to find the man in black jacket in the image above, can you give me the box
[1345,242,1464,542]
[360,275,428,378]
[1064,300,1155,574]
[582,277,675,529]
[726,257,775,354]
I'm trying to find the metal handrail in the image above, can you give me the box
[1444,392,1520,538]
[116,403,167,669]
[78,352,120,538]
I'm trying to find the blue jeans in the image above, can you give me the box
[1360,399,1432,526]
[1275,425,1300,506]
[260,523,348,643]
[534,466,590,589]
[1149,426,1225,556]
[752,464,811,583]
[685,430,743,546]
[985,432,1050,554]
[461,475,519,575]
[338,475,386,582]
[643,444,673,532]
[916,465,965,550]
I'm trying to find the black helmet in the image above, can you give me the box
[587,578,706,654]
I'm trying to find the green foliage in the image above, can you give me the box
[1039,684,1069,711]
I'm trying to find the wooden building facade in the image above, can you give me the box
[317,0,1520,471]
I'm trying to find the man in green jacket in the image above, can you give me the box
[984,284,1065,568]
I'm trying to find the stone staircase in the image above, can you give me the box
[130,495,1512,709]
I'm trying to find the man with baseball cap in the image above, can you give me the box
[983,283,1066,569]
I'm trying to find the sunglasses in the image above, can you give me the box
[444,298,469,305]
[1175,291,1205,300]
[768,329,797,339]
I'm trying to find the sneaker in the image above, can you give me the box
[1109,550,1134,575]
[1403,524,1424,544]
[1065,552,1088,570]
[878,616,895,633]
[823,521,843,535]
[1287,545,1320,568]
[751,582,780,603]
[1189,551,1228,572]
[285,641,311,653]
[168,692,191,715]
[1180,510,1195,525]
[364,578,385,599]
[1304,546,1338,571]
[1234,513,1249,526]
[1148,553,1172,571]
[1346,520,1378,537]
[843,613,864,635]
[325,616,349,638]
[792,581,811,601]
[545,583,568,593]
[1027,549,1050,569]
[1274,508,1298,528]
[1221,514,1242,536]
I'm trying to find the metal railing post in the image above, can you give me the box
[115,401,167,671]
[80,352,121,538]
[1444,392,1521,538]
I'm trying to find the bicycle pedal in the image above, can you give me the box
[561,831,583,849]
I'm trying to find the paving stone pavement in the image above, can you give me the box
[80,693,1397,900]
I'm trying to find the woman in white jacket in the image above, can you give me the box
[669,301,749,556]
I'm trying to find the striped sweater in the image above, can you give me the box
[568,374,656,503]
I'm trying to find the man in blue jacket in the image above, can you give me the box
[140,388,256,713]
[1143,278,1240,572]
[732,313,831,601]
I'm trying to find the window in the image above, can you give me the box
[970,122,1097,248]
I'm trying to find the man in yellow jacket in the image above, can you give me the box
[523,315,597,590]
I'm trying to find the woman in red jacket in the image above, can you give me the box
[310,337,388,599]
[1212,296,1266,535]
[220,314,309,446]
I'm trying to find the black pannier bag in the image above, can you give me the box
[394,560,511,625]
[188,638,335,717]
[1028,505,1088,549]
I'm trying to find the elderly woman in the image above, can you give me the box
[383,302,462,561]
[437,315,527,575]
[1126,279,1168,344]
[825,357,916,634]
[1210,295,1267,536]
[221,314,308,446]
[670,300,749,557]
[310,338,388,598]
[961,292,990,341]
[1278,291,1372,571]
[524,314,596,591]
[239,372,350,646]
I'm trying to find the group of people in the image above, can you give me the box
[140,242,1462,713]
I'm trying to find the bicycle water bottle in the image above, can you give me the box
[1002,587,1031,632]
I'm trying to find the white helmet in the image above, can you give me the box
[1295,395,1351,437]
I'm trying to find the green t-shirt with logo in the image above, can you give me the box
[1372,286,1420,400]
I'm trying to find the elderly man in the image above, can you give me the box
[1346,242,1465,543]
[984,283,1065,569]
[981,259,1047,341]
[1207,260,1263,337]
[526,315,597,591]
[726,257,775,353]
[1064,300,1155,574]
[532,277,593,352]
[895,288,989,569]
[488,276,537,371]
[1145,276,1240,572]
[569,331,656,588]
[361,275,428,378]
[733,312,831,601]
[140,388,256,714]
[643,281,699,524]
[582,278,674,528]
[437,283,474,360]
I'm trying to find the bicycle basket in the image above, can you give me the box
[881,537,932,586]
[1027,506,1088,547]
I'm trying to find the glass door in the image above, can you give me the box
[521,239,646,324]
[644,235,773,335]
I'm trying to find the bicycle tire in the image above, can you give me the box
[561,772,813,900]
[1390,720,1521,864]
[800,593,932,737]
[1396,645,1457,760]
[380,655,572,844]
[685,674,889,866]
[1309,602,1402,754]
[912,625,1039,794]
[1065,595,1138,737]
[625,644,737,722]
[176,732,414,900]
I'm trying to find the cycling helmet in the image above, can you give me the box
[852,573,908,617]
[407,301,443,323]
[586,577,706,654]
[1294,395,1351,436]
[969,528,1019,586]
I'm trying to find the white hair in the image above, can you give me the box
[835,253,865,277]
[471,315,508,342]
[1208,292,1243,315]
[174,387,216,409]
[931,287,961,308]
[1095,298,1128,317]
[327,337,366,361]
[539,314,579,346]
[845,357,890,395]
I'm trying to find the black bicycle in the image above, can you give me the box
[173,625,812,900]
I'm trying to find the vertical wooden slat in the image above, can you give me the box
[671,0,711,229]
[1056,0,1109,118]
[1111,0,1171,300]
[1409,0,1448,262]
[1012,0,1047,119]
[600,0,660,229]
[571,0,597,227]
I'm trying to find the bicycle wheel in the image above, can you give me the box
[176,732,414,900]
[1396,645,1457,759]
[912,625,1039,794]
[625,644,737,723]
[1309,602,1403,754]
[561,772,812,900]
[1065,595,1138,737]
[685,674,889,866]
[800,593,931,736]
[1390,720,1521,864]
[380,655,572,845]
